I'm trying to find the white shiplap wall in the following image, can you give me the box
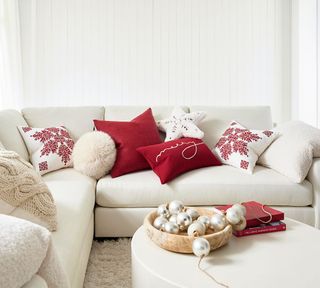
[18,0,291,123]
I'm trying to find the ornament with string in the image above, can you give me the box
[147,200,248,288]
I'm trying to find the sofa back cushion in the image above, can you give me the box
[0,110,29,161]
[105,106,189,141]
[22,106,105,141]
[190,106,273,149]
[105,106,189,121]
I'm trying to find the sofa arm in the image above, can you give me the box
[307,158,320,228]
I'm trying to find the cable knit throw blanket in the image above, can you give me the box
[0,214,68,288]
[0,149,57,231]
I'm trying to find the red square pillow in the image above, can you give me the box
[94,108,162,177]
[137,137,221,184]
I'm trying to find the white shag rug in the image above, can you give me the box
[84,238,131,288]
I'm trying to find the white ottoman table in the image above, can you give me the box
[132,219,320,288]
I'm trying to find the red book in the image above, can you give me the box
[233,221,286,237]
[216,201,284,228]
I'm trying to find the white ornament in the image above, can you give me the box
[187,221,206,236]
[157,204,170,218]
[226,208,241,225]
[192,238,210,257]
[210,214,227,231]
[168,200,184,215]
[169,214,178,223]
[164,222,180,234]
[231,203,246,217]
[197,215,210,229]
[211,207,225,215]
[176,212,192,229]
[186,209,200,221]
[233,216,247,231]
[153,216,168,230]
[157,107,206,141]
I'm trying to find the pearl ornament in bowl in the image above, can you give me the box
[186,208,200,221]
[233,216,247,231]
[164,222,180,234]
[169,214,178,223]
[192,237,210,257]
[168,200,184,215]
[176,212,192,228]
[226,208,241,225]
[187,221,206,236]
[210,214,227,231]
[153,216,168,230]
[231,203,246,217]
[157,204,170,218]
[197,215,210,229]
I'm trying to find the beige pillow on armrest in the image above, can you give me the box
[258,121,320,183]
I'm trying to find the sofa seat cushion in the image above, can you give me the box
[42,168,96,286]
[96,165,312,208]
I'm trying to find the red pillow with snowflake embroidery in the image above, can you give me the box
[137,138,221,184]
[18,126,74,175]
[213,121,277,174]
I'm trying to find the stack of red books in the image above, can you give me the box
[216,201,286,237]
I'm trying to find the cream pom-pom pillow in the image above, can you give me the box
[72,131,116,179]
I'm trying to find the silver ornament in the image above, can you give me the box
[164,221,180,234]
[226,208,241,225]
[187,221,206,236]
[233,216,247,231]
[153,216,168,230]
[211,207,225,215]
[176,212,192,229]
[197,215,210,229]
[192,237,210,257]
[168,200,184,215]
[186,208,200,221]
[157,204,170,218]
[231,203,246,217]
[169,214,178,223]
[210,214,227,231]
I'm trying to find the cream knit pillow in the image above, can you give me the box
[0,149,57,231]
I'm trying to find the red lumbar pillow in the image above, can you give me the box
[94,108,162,177]
[137,137,222,184]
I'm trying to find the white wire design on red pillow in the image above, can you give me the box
[155,141,204,162]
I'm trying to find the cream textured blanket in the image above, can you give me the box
[0,149,57,231]
[0,214,68,288]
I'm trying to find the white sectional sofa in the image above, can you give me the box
[0,105,318,287]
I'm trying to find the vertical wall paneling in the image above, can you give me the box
[291,0,318,127]
[19,0,291,123]
[318,0,320,128]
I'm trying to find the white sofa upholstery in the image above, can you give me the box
[0,107,102,288]
[96,166,313,208]
[0,105,318,287]
[43,168,96,287]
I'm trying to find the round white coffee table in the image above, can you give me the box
[132,219,320,288]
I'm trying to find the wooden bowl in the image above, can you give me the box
[144,207,233,253]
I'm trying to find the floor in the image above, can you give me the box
[84,238,131,288]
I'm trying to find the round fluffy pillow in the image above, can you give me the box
[72,131,116,179]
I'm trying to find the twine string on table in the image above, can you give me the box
[197,256,230,288]
[255,204,273,224]
[241,203,273,224]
